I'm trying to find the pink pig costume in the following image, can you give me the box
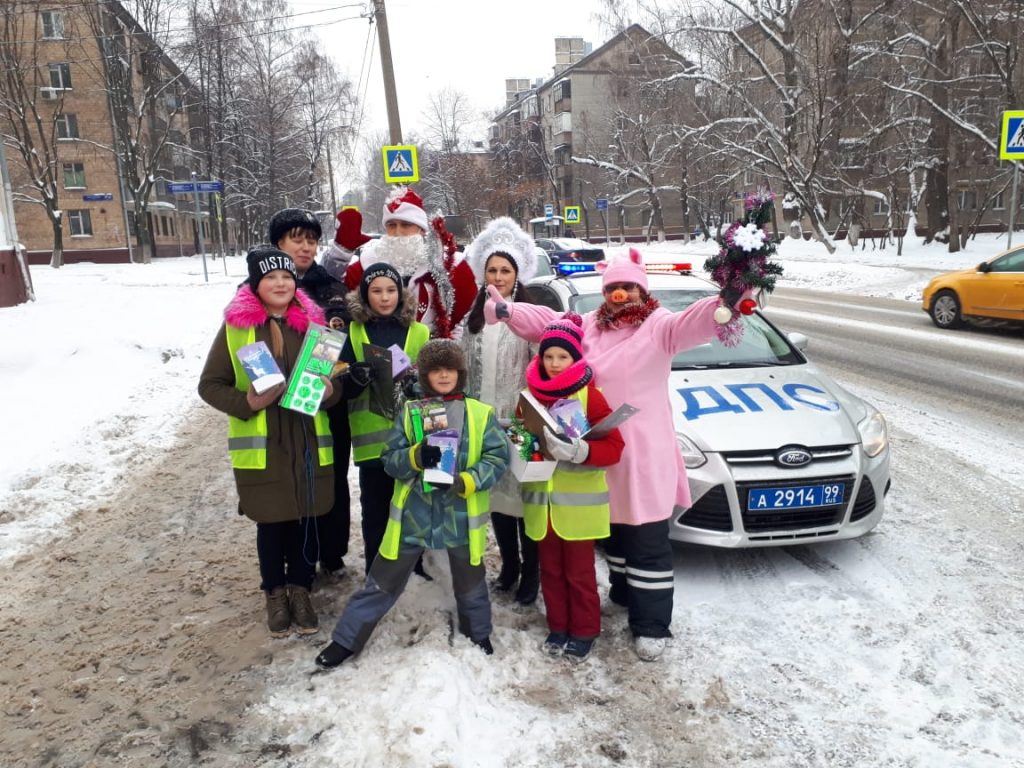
[489,249,720,645]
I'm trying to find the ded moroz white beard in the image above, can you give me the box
[369,234,427,278]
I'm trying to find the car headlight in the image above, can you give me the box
[858,411,888,458]
[676,432,707,469]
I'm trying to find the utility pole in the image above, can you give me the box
[326,140,338,213]
[372,0,402,144]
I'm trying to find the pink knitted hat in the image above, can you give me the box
[539,312,585,362]
[596,248,648,291]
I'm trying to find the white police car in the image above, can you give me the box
[527,262,891,548]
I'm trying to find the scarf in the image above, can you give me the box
[524,356,593,404]
[594,295,660,331]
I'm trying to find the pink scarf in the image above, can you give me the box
[525,356,593,404]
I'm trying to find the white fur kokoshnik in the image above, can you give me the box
[381,186,429,233]
[464,216,538,283]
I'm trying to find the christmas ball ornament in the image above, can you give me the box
[531,452,544,461]
[713,304,734,324]
[739,298,758,315]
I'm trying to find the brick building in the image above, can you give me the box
[2,2,220,264]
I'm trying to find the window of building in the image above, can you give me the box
[169,216,175,236]
[743,169,754,186]
[41,10,65,39]
[957,190,976,210]
[872,197,889,215]
[63,162,86,189]
[628,52,641,65]
[554,145,572,165]
[48,63,72,89]
[69,210,93,236]
[992,191,1005,210]
[555,80,571,101]
[56,113,79,139]
[161,216,169,237]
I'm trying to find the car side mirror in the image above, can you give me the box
[787,332,809,351]
[977,262,991,273]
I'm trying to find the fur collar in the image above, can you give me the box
[224,284,325,332]
[345,288,417,327]
[594,295,660,331]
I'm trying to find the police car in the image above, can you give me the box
[527,262,891,548]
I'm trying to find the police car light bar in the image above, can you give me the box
[556,262,597,275]
[645,262,692,273]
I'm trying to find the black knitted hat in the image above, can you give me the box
[246,245,296,289]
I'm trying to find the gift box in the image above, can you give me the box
[509,450,557,482]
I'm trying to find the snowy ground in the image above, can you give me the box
[1,234,1021,767]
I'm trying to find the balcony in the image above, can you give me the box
[552,111,572,143]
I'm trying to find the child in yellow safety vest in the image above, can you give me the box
[338,262,430,575]
[198,246,340,638]
[521,313,624,662]
[315,339,510,668]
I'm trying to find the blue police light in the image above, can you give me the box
[556,262,598,275]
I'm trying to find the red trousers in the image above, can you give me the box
[538,520,601,639]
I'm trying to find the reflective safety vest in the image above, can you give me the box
[347,320,429,464]
[380,398,493,565]
[522,387,610,542]
[224,324,333,470]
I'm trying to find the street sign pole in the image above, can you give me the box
[1009,163,1020,249]
[191,171,208,283]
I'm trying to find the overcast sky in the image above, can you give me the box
[291,0,613,186]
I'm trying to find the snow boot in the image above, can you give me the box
[315,641,353,669]
[542,632,568,656]
[413,555,434,582]
[472,636,494,656]
[265,587,291,638]
[514,566,539,606]
[634,636,667,662]
[288,586,319,635]
[564,636,595,663]
[490,512,520,592]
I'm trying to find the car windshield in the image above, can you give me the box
[553,238,595,250]
[572,288,803,369]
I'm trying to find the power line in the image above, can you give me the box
[0,3,366,46]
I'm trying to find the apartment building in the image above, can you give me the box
[490,25,695,241]
[1,2,217,264]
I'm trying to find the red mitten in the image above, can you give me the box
[335,208,371,251]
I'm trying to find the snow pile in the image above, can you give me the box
[0,256,242,560]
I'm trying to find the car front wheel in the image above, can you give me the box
[930,290,962,329]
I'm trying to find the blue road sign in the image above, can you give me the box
[544,203,554,220]
[595,197,609,211]
[168,180,224,193]
[82,193,113,201]
[1000,111,1024,160]
[382,145,419,183]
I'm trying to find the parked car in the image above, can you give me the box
[921,246,1024,329]
[527,263,891,548]
[534,237,605,263]
[532,246,554,277]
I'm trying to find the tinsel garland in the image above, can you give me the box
[426,216,458,338]
[703,189,785,346]
[507,418,541,461]
[594,295,661,331]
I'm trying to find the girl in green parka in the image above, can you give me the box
[315,339,510,668]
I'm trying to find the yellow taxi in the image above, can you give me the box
[921,246,1024,329]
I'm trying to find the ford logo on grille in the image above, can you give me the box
[776,446,812,467]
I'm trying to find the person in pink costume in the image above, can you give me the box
[485,248,746,661]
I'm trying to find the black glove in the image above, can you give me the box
[415,442,442,469]
[348,361,375,387]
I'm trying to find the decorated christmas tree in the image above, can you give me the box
[704,189,784,345]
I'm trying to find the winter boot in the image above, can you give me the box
[634,636,667,662]
[288,586,319,635]
[315,641,353,669]
[265,587,291,638]
[542,632,568,656]
[413,555,434,582]
[564,636,595,663]
[472,636,494,656]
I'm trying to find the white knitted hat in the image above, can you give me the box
[464,216,538,282]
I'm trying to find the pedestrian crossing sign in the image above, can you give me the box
[564,205,581,224]
[1000,111,1024,160]
[382,145,419,183]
